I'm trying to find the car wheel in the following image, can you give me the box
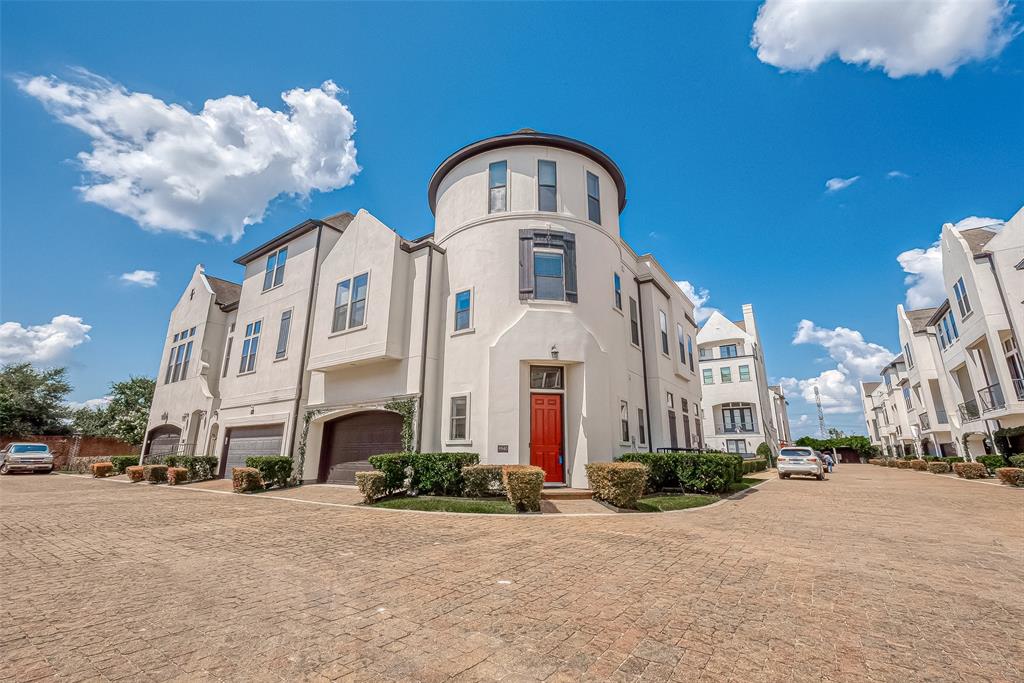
[778,472,785,479]
[0,463,9,475]
[817,473,824,480]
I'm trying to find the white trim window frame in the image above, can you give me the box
[619,400,630,444]
[275,308,293,361]
[538,159,557,212]
[676,323,686,366]
[533,248,566,301]
[331,271,370,335]
[586,170,601,225]
[613,272,622,311]
[738,364,751,382]
[453,288,474,334]
[239,319,262,375]
[488,160,507,213]
[628,297,640,347]
[659,310,670,357]
[448,393,471,444]
[953,277,972,319]
[262,247,288,292]
[637,407,646,445]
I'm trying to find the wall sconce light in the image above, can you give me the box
[181,413,189,425]
[249,406,255,415]
[550,344,559,360]
[160,412,168,422]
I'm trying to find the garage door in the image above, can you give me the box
[147,427,181,457]
[319,411,403,484]
[221,424,284,477]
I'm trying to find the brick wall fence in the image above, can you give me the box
[1,435,139,470]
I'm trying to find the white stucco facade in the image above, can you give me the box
[143,130,704,487]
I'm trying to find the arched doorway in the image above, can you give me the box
[146,425,181,457]
[318,411,403,484]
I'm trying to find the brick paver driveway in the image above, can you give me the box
[2,467,1021,683]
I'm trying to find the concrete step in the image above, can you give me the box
[541,488,594,500]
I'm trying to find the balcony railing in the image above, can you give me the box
[958,398,980,423]
[918,412,931,431]
[934,409,948,425]
[978,383,1006,413]
[717,422,757,434]
[1013,378,1024,401]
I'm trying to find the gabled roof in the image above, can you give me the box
[905,307,938,333]
[234,212,355,265]
[732,320,747,332]
[862,381,882,394]
[959,226,999,256]
[204,274,241,311]
[926,299,951,327]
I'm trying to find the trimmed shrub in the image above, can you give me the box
[895,460,913,469]
[355,471,387,503]
[502,465,544,512]
[245,456,293,488]
[461,464,505,497]
[232,467,263,493]
[1009,454,1024,468]
[618,452,675,492]
[910,459,928,471]
[179,456,218,481]
[619,451,741,494]
[164,455,179,468]
[585,462,649,509]
[943,456,964,464]
[927,461,951,474]
[143,464,168,483]
[995,467,1024,487]
[975,455,1006,474]
[953,462,987,479]
[884,459,898,467]
[368,452,480,495]
[166,467,189,486]
[922,455,940,462]
[756,442,772,459]
[90,462,114,478]
[125,466,145,482]
[743,458,768,474]
[110,456,139,474]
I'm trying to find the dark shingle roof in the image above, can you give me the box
[906,307,938,333]
[960,226,998,255]
[862,381,881,394]
[205,275,241,310]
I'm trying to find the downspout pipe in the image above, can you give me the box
[416,246,434,452]
[291,223,324,481]
[634,278,654,452]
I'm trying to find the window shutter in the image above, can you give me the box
[519,230,534,300]
[563,233,577,303]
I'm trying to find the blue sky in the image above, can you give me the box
[2,1,1022,435]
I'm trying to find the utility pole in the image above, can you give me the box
[814,386,827,437]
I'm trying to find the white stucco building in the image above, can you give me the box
[143,130,704,487]
[696,305,788,457]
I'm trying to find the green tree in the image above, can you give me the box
[71,404,113,436]
[104,376,155,445]
[0,363,72,436]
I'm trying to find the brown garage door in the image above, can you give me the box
[221,424,284,477]
[319,411,403,484]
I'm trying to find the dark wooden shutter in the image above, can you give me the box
[519,230,534,300]
[563,233,577,303]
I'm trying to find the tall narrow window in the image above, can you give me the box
[629,298,640,345]
[904,343,914,368]
[677,323,686,362]
[181,341,193,378]
[637,408,646,445]
[538,160,557,212]
[222,337,233,378]
[721,367,732,383]
[276,310,292,360]
[164,346,174,384]
[953,277,972,318]
[666,392,674,408]
[450,396,468,441]
[349,273,369,327]
[332,279,351,333]
[620,401,630,443]
[171,344,185,382]
[687,335,694,370]
[239,320,261,374]
[659,310,670,355]
[739,364,751,382]
[586,171,601,224]
[263,247,287,291]
[488,161,507,213]
[703,368,714,385]
[454,290,472,331]
[613,273,622,310]
[534,251,565,300]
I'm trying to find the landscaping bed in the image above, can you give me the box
[635,494,719,512]
[372,496,516,514]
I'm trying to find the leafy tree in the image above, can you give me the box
[0,363,72,436]
[71,404,113,436]
[104,376,155,445]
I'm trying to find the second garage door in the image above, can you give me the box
[221,424,284,477]
[319,411,403,484]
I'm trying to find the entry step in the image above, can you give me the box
[541,488,594,500]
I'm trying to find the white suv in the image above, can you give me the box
[777,447,825,480]
[0,443,54,474]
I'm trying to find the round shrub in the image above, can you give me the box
[125,465,145,482]
[143,464,167,483]
[90,462,114,478]
[232,467,263,493]
[501,465,544,512]
[166,467,189,486]
[995,467,1024,487]
[585,462,649,509]
[244,456,293,488]
[356,471,387,503]
[461,464,505,497]
[910,459,928,471]
[895,460,913,469]
[953,462,987,479]
[975,455,1006,474]
[927,461,951,474]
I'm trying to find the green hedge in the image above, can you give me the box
[180,456,218,481]
[943,456,964,464]
[743,458,768,474]
[244,456,293,488]
[110,455,139,474]
[618,451,742,494]
[368,452,479,496]
[975,454,1006,474]
[1010,454,1024,468]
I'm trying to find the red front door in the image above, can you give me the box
[530,393,564,483]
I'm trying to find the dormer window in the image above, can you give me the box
[538,160,557,212]
[488,161,507,213]
[263,247,288,291]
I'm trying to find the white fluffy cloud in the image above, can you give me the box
[120,270,158,287]
[825,176,859,193]
[675,280,718,323]
[16,70,359,241]
[0,315,92,364]
[751,0,1019,78]
[68,396,112,411]
[781,320,895,416]
[897,215,1004,308]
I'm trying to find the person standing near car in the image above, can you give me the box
[824,452,834,474]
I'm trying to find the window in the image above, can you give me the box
[488,161,507,213]
[332,273,369,333]
[613,273,622,310]
[680,397,688,413]
[239,320,261,374]
[181,340,192,379]
[903,386,913,411]
[939,309,959,350]
[953,277,972,318]
[677,323,686,363]
[275,310,291,360]
[538,160,557,211]
[629,297,640,345]
[450,396,469,441]
[725,439,746,454]
[534,251,565,300]
[530,365,563,389]
[620,401,630,443]
[703,368,714,384]
[637,408,646,445]
[699,347,710,360]
[454,289,472,331]
[659,310,669,355]
[262,247,287,291]
[666,392,674,408]
[586,171,601,224]
[721,367,732,383]
[904,343,914,369]
[739,365,751,382]
[222,337,233,378]
[164,336,193,384]
[720,344,738,358]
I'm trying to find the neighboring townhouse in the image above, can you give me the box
[696,305,784,457]
[860,381,884,449]
[143,129,704,488]
[878,354,917,456]
[895,305,958,456]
